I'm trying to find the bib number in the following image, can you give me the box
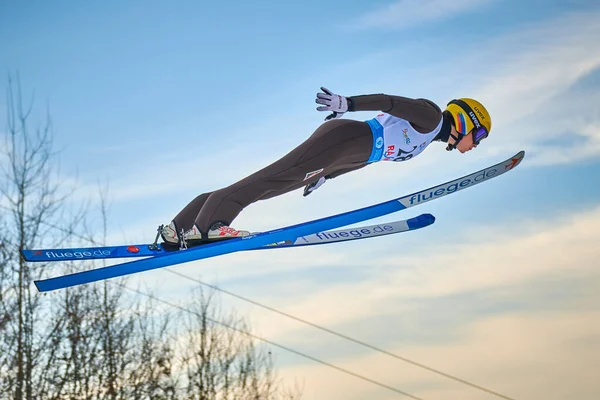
[392,146,417,162]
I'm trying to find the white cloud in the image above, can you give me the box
[340,10,600,169]
[473,14,600,123]
[513,79,600,167]
[224,205,600,399]
[438,12,600,166]
[354,0,499,30]
[275,311,600,400]
[298,204,597,322]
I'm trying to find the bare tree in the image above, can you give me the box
[44,282,103,399]
[180,286,301,400]
[0,74,87,400]
[33,182,171,400]
[125,295,179,400]
[0,75,302,400]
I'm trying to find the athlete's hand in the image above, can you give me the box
[303,176,328,197]
[316,87,349,121]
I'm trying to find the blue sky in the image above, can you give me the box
[2,0,600,399]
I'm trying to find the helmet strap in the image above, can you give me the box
[446,132,462,151]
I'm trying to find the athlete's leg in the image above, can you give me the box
[257,162,368,201]
[193,119,373,234]
[171,192,212,232]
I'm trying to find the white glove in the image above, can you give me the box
[315,87,349,121]
[303,176,327,197]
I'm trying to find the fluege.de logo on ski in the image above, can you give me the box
[40,249,112,259]
[315,224,395,241]
[402,167,498,206]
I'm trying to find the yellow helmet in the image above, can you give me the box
[445,98,492,145]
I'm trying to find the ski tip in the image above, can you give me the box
[511,150,525,165]
[422,213,436,225]
[407,213,436,229]
[499,150,526,173]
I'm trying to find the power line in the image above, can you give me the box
[114,281,424,400]
[9,208,514,399]
[165,269,515,400]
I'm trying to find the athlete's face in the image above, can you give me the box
[456,131,477,153]
[449,125,479,153]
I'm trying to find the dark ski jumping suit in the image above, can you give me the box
[172,94,445,236]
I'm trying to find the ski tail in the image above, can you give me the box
[20,244,166,263]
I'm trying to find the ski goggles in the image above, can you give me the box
[471,126,489,145]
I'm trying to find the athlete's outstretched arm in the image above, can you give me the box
[348,94,442,133]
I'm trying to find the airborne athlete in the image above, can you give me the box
[29,87,524,294]
[160,87,492,246]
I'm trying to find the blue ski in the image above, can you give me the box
[33,151,525,292]
[22,214,435,263]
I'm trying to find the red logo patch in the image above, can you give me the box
[505,157,520,170]
[304,168,324,181]
[127,246,140,253]
[385,145,395,157]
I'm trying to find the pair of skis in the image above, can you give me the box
[22,214,436,262]
[25,151,525,292]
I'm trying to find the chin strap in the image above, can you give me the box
[446,132,463,151]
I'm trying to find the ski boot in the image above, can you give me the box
[185,221,251,243]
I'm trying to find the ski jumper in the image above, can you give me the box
[172,94,444,236]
